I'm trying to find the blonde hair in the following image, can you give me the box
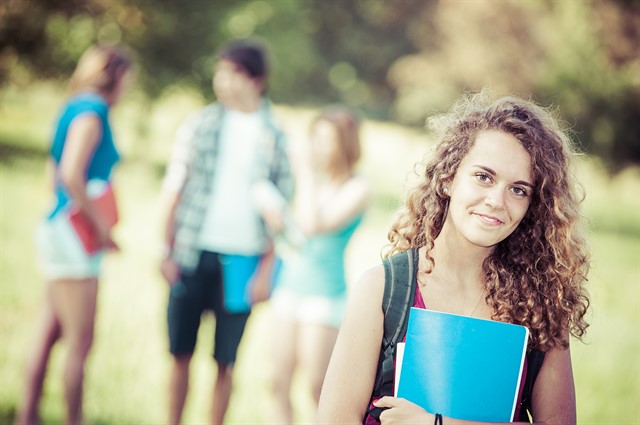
[68,44,132,95]
[310,106,361,179]
[386,91,590,352]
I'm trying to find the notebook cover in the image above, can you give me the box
[68,184,118,254]
[220,254,262,313]
[397,308,529,422]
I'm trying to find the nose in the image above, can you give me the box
[484,187,506,210]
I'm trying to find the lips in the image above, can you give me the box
[473,212,504,225]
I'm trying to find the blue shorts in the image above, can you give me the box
[167,251,250,365]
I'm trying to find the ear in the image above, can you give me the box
[252,76,266,95]
[439,180,451,198]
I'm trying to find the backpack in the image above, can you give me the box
[364,248,545,423]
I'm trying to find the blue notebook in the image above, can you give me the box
[219,254,261,313]
[397,308,529,422]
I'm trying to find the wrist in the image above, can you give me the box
[160,244,173,259]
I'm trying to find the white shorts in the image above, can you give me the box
[270,286,346,329]
[35,213,104,280]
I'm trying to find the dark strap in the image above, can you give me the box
[518,349,545,422]
[365,248,418,423]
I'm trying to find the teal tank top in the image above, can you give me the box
[48,92,120,218]
[276,214,363,298]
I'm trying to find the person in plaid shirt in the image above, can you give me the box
[159,38,292,425]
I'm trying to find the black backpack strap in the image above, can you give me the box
[365,248,419,423]
[518,349,545,422]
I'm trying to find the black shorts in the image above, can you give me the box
[167,251,250,365]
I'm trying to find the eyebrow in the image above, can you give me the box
[473,165,534,188]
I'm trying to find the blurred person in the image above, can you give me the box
[317,92,591,425]
[16,44,133,425]
[158,38,292,425]
[269,106,371,424]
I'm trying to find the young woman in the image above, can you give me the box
[17,44,133,425]
[270,106,371,424]
[317,92,590,425]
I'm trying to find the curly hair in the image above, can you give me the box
[386,91,590,352]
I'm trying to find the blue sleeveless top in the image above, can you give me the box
[48,92,120,218]
[276,214,364,298]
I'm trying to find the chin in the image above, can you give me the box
[465,232,505,249]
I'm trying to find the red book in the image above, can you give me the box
[68,184,118,254]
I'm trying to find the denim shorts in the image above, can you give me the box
[35,214,104,280]
[167,251,250,365]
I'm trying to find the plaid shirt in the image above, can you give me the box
[163,100,292,273]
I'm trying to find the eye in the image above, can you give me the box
[510,186,529,197]
[475,172,493,184]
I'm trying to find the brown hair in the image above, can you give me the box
[311,106,361,180]
[386,91,590,352]
[68,44,132,95]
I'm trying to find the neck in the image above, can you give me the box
[428,229,491,292]
[83,88,114,106]
[228,96,261,113]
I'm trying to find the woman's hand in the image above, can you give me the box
[374,397,433,425]
[92,214,119,251]
[250,249,276,305]
[249,267,271,305]
[289,136,317,178]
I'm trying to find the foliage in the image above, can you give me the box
[1,0,638,166]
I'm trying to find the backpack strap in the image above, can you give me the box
[365,248,419,422]
[518,349,546,422]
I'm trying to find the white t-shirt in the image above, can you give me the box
[196,109,266,254]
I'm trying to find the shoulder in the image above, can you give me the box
[260,99,286,133]
[339,264,386,346]
[350,264,385,309]
[333,175,372,216]
[176,103,220,134]
[197,102,223,123]
[62,93,108,121]
[344,175,372,199]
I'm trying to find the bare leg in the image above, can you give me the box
[169,354,192,425]
[270,317,298,425]
[211,362,234,425]
[298,323,339,410]
[50,278,98,425]
[15,283,62,425]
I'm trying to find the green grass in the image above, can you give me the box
[1,84,638,424]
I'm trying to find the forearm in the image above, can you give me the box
[61,173,103,227]
[57,113,102,225]
[292,170,321,234]
[160,190,180,254]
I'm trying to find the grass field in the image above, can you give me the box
[1,83,638,424]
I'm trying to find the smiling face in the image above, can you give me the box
[443,129,533,250]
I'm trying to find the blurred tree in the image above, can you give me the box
[302,0,430,117]
[1,0,638,168]
[535,0,640,169]
[0,0,108,83]
[386,0,640,169]
[387,1,549,124]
